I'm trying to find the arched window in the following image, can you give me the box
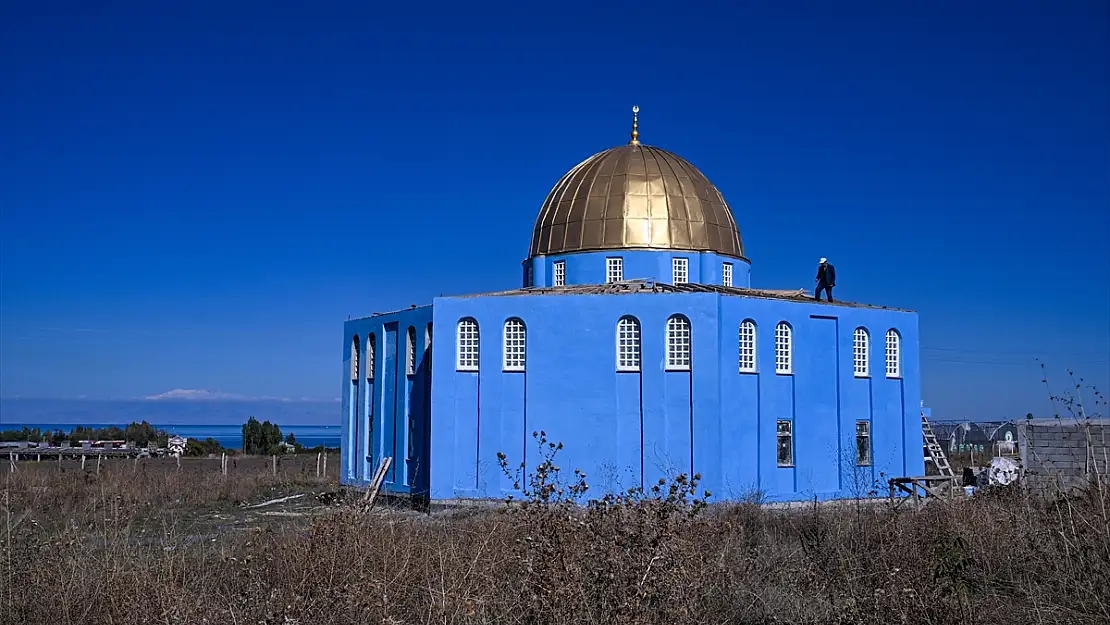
[853,328,870,377]
[503,318,526,371]
[367,334,376,380]
[456,318,479,371]
[350,335,361,381]
[775,322,792,374]
[616,316,641,372]
[885,330,901,378]
[739,320,757,373]
[425,323,433,366]
[666,315,692,371]
[406,326,417,376]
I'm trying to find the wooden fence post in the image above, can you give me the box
[80,455,86,471]
[8,453,14,473]
[272,455,277,476]
[96,454,102,475]
[322,453,327,478]
[176,454,181,470]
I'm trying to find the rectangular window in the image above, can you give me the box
[553,261,566,287]
[672,258,688,284]
[776,420,793,467]
[606,257,623,283]
[722,262,733,287]
[856,421,872,466]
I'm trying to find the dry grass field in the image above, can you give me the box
[2,452,1108,625]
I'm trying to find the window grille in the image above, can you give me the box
[672,258,688,284]
[503,319,526,371]
[666,315,692,370]
[722,262,733,287]
[367,334,376,380]
[406,326,417,376]
[456,319,479,371]
[606,257,623,283]
[856,421,872,466]
[775,323,792,374]
[553,261,566,287]
[853,328,870,377]
[350,336,360,381]
[885,330,901,378]
[739,320,756,372]
[777,420,793,467]
[617,317,641,371]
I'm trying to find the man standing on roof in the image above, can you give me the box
[815,257,835,302]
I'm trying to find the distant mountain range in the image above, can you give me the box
[0,395,340,427]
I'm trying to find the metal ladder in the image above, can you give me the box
[921,413,954,477]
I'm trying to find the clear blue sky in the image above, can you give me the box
[1,0,1107,420]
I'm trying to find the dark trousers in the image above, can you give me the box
[815,283,834,302]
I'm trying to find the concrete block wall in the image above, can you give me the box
[1019,419,1110,494]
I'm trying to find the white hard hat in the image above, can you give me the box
[819,257,827,264]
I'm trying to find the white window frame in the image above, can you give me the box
[456,319,479,372]
[775,322,792,375]
[722,262,733,287]
[853,327,870,378]
[366,334,376,380]
[666,315,692,371]
[776,420,794,467]
[606,257,623,283]
[503,318,526,372]
[616,316,641,372]
[885,330,901,378]
[672,257,689,285]
[406,326,417,376]
[552,260,566,287]
[738,320,757,373]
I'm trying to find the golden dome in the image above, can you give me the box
[528,141,745,259]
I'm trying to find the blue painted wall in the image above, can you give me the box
[416,292,921,503]
[524,250,751,288]
[341,306,434,496]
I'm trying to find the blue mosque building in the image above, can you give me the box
[340,109,923,503]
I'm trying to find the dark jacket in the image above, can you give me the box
[816,262,836,286]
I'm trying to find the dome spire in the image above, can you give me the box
[629,105,640,145]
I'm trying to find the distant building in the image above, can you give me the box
[167,435,188,457]
[340,109,923,503]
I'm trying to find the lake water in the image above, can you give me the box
[2,423,342,450]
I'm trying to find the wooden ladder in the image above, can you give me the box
[921,413,954,477]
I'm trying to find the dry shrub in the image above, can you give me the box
[2,445,1109,625]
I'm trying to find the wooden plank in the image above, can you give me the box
[361,457,393,513]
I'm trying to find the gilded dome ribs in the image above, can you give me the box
[528,144,745,259]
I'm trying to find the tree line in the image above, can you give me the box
[0,421,170,447]
[3,417,325,456]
